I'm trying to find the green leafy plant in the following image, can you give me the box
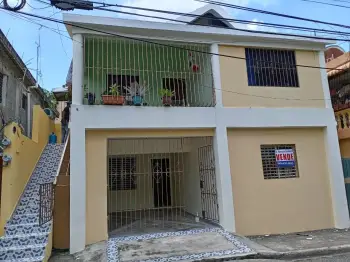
[158,88,174,97]
[103,84,120,96]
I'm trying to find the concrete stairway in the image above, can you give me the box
[0,144,65,262]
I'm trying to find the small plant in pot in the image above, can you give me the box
[102,84,125,105]
[85,92,96,105]
[125,81,148,106]
[159,88,174,106]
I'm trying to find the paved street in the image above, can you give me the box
[237,253,350,262]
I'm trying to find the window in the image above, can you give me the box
[260,145,298,179]
[108,156,136,191]
[22,93,27,110]
[245,48,299,87]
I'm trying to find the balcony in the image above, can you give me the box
[82,36,215,107]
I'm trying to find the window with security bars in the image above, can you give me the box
[245,48,299,87]
[260,145,298,179]
[108,156,136,190]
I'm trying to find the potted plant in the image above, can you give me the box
[85,92,95,105]
[125,81,148,106]
[159,88,174,106]
[102,84,125,105]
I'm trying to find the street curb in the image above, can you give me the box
[255,244,350,259]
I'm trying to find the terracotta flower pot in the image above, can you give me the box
[162,96,173,106]
[102,95,125,105]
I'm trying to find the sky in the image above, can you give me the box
[1,0,350,91]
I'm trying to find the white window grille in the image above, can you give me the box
[260,144,298,179]
[245,48,299,87]
[83,36,215,107]
[108,156,137,191]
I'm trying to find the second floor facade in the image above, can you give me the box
[64,6,331,113]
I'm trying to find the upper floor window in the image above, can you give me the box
[22,93,27,110]
[245,48,299,87]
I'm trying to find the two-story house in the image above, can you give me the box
[63,4,350,254]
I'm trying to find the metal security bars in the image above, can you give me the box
[83,36,215,107]
[245,48,299,87]
[198,145,219,222]
[107,137,217,235]
[260,145,298,179]
[39,183,54,226]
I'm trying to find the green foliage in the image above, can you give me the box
[158,88,174,97]
[104,84,120,96]
[42,89,58,110]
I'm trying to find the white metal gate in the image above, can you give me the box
[198,145,219,222]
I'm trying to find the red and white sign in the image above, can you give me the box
[275,149,295,167]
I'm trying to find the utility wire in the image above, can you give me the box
[3,7,347,73]
[1,8,345,101]
[301,0,350,9]
[42,0,350,39]
[2,9,81,43]
[92,6,350,42]
[196,0,350,30]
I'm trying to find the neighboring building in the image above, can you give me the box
[0,29,50,137]
[327,50,350,156]
[63,4,349,254]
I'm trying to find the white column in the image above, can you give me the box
[319,51,332,109]
[211,44,223,107]
[213,126,235,232]
[325,121,350,228]
[72,34,84,106]
[70,114,86,253]
[70,33,86,254]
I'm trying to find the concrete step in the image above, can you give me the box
[7,214,38,226]
[0,244,45,261]
[5,222,51,236]
[0,233,48,248]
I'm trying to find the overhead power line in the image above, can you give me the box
[2,7,347,73]
[40,0,350,39]
[301,0,350,9]
[196,0,350,30]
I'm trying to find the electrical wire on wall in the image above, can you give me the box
[3,0,26,11]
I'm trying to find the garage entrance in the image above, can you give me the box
[107,137,219,236]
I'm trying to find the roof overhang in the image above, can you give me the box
[63,13,333,50]
[52,86,69,101]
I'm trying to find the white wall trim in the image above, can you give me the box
[27,92,31,136]
[70,118,86,254]
[319,51,333,109]
[72,34,84,106]
[325,121,350,228]
[211,44,223,107]
[213,126,235,232]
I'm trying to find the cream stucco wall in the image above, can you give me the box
[219,46,325,108]
[85,129,214,245]
[227,128,334,236]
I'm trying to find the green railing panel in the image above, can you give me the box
[342,158,350,179]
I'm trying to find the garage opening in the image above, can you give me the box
[107,137,219,236]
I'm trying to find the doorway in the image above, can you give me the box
[152,159,171,208]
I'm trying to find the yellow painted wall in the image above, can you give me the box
[85,129,214,245]
[0,106,58,235]
[219,46,325,108]
[340,138,350,158]
[227,128,334,236]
